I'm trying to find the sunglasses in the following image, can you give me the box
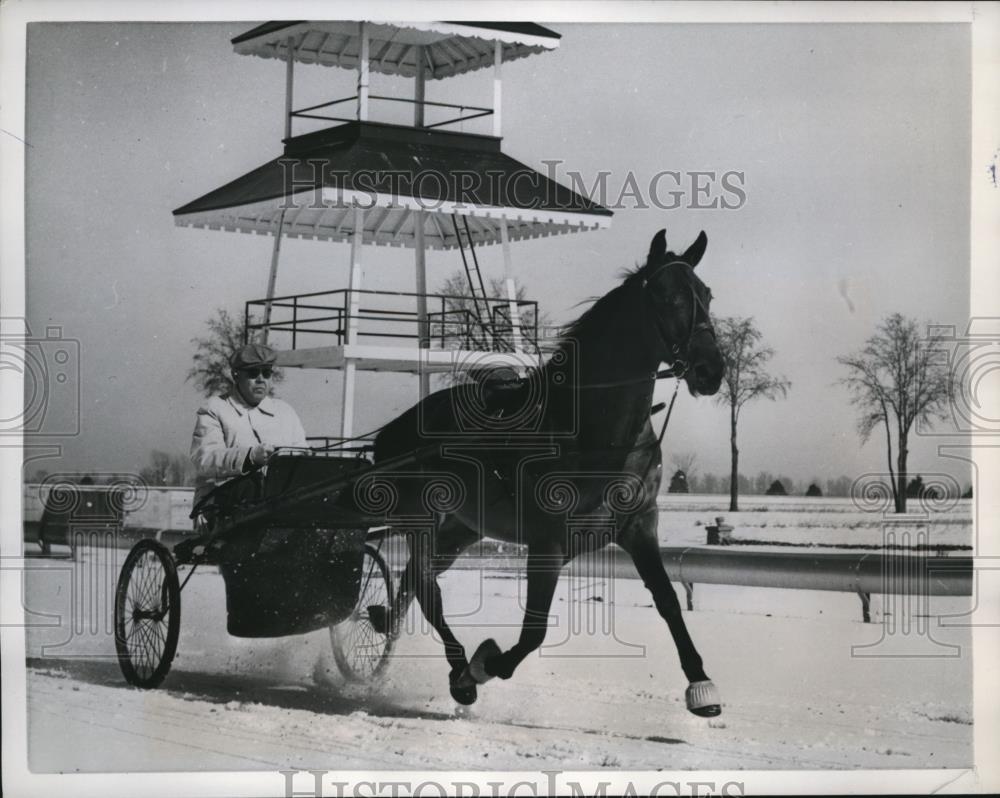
[238,367,273,379]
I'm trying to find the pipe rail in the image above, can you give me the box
[245,288,539,353]
[450,546,973,623]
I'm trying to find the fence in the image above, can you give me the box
[451,546,973,623]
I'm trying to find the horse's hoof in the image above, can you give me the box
[468,638,502,684]
[449,670,479,705]
[685,680,722,717]
[450,682,478,705]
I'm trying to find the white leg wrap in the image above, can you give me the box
[685,679,720,711]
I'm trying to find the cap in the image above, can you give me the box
[229,343,277,370]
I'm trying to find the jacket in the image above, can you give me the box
[190,392,307,503]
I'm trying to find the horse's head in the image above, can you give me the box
[640,229,724,396]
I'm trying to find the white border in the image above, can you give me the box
[2,2,997,797]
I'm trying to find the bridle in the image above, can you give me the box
[641,259,716,379]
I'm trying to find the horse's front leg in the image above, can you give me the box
[619,508,722,717]
[460,546,563,685]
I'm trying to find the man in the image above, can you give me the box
[190,342,307,506]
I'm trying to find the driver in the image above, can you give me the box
[190,342,307,505]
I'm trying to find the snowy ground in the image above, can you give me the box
[22,546,972,773]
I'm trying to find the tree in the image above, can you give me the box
[805,482,823,497]
[714,316,791,511]
[765,479,787,496]
[187,307,284,399]
[139,449,196,487]
[667,470,689,493]
[837,313,953,513]
[433,272,548,352]
[671,451,698,481]
[697,472,719,495]
[825,475,853,497]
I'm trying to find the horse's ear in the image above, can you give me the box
[683,231,708,268]
[648,229,667,263]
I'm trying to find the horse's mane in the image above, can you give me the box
[554,262,647,347]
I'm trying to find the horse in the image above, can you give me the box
[356,228,725,716]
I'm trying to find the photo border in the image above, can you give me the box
[2,1,997,796]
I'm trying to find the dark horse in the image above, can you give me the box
[358,229,725,715]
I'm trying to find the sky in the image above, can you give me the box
[21,20,973,486]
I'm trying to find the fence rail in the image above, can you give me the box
[451,546,973,623]
[246,288,540,354]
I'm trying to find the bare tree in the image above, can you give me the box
[714,316,791,511]
[432,273,550,388]
[186,308,284,399]
[837,313,953,513]
[139,449,196,487]
[433,272,548,352]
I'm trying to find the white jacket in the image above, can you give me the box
[190,392,307,503]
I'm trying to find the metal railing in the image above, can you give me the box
[290,94,493,132]
[245,288,539,353]
[449,546,974,623]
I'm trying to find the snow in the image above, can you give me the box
[23,549,972,773]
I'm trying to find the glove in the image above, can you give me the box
[248,444,274,467]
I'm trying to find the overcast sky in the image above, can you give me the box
[23,21,972,486]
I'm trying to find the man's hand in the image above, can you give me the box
[249,444,275,466]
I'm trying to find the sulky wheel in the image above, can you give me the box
[114,538,181,688]
[331,543,398,682]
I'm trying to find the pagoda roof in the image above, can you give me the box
[172,121,612,250]
[231,21,560,79]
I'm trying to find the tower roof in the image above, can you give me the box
[173,121,611,250]
[231,21,560,79]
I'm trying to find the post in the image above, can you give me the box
[492,39,502,137]
[261,209,287,345]
[858,590,872,624]
[357,22,369,122]
[414,45,426,127]
[341,206,364,439]
[683,582,695,612]
[499,222,522,352]
[414,46,430,398]
[284,35,295,140]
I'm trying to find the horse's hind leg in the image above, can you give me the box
[393,517,480,705]
[619,510,721,717]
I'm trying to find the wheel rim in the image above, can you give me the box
[334,550,393,680]
[121,548,172,682]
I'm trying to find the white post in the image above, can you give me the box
[414,46,430,398]
[357,22,369,122]
[500,222,522,352]
[492,39,502,137]
[260,209,286,345]
[284,35,295,139]
[414,45,426,127]
[341,206,365,439]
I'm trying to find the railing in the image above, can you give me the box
[290,94,493,133]
[305,435,375,455]
[449,546,974,624]
[245,288,540,354]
